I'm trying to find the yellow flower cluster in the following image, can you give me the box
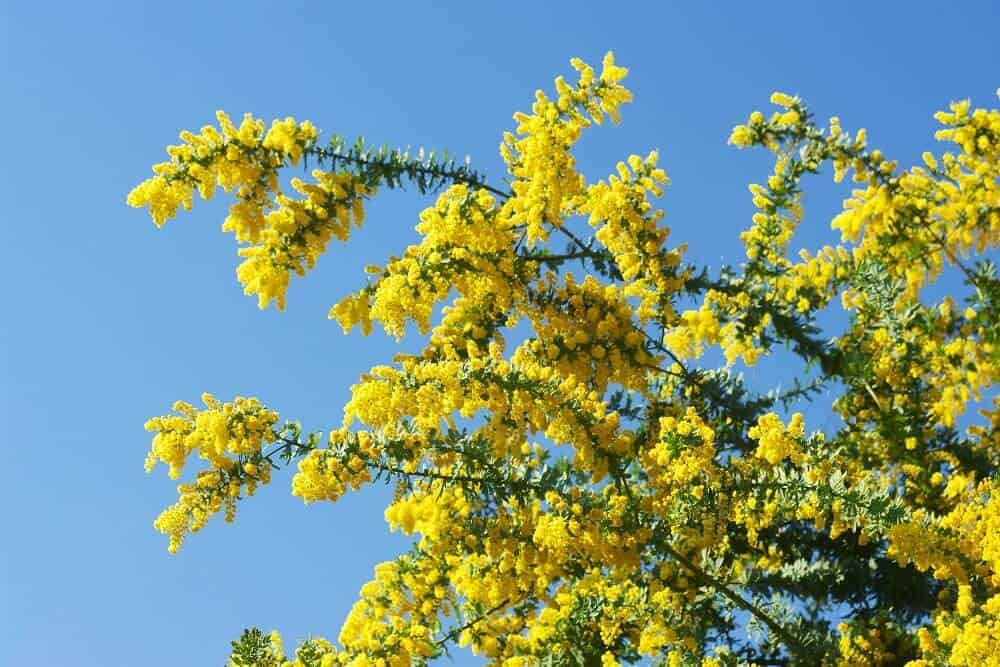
[144,394,278,552]
[829,99,1000,303]
[580,151,686,322]
[835,619,913,666]
[290,430,374,504]
[330,184,509,338]
[834,310,995,432]
[641,408,720,516]
[128,111,317,235]
[238,171,370,310]
[748,412,805,466]
[500,52,632,244]
[917,602,1000,667]
[144,393,277,478]
[729,93,811,266]
[130,110,375,311]
[337,556,448,665]
[522,271,655,394]
[665,289,769,366]
[887,480,1000,665]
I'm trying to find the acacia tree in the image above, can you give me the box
[128,55,1000,666]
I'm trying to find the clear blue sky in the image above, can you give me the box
[2,2,997,665]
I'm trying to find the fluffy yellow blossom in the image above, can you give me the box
[749,412,805,465]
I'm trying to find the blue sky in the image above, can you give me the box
[2,2,998,665]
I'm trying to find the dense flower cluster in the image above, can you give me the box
[238,171,371,309]
[144,394,278,553]
[127,111,369,310]
[500,53,632,245]
[131,57,1000,665]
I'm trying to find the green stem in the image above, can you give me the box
[618,472,808,659]
[435,599,511,648]
[656,538,809,659]
[308,145,511,200]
